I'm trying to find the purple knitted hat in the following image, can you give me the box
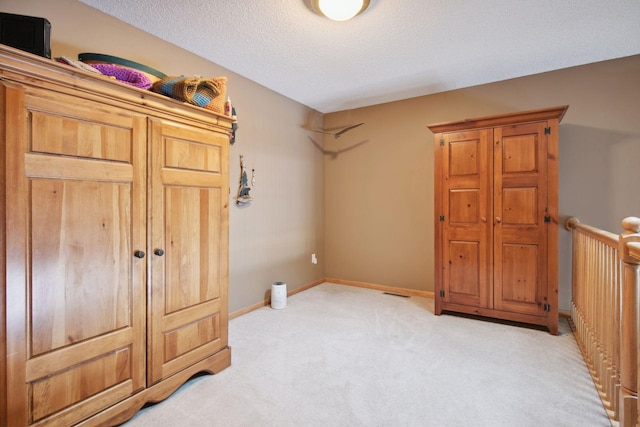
[90,63,153,89]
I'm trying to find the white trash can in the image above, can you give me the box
[271,282,287,309]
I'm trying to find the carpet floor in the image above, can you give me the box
[123,282,611,426]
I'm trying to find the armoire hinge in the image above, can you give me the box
[439,215,445,222]
[440,290,445,298]
[544,127,551,135]
[544,216,551,223]
[544,304,551,312]
[440,138,445,146]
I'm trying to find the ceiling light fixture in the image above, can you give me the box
[312,0,371,21]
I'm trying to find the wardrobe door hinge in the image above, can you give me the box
[439,215,445,222]
[544,127,551,135]
[544,304,551,312]
[544,215,551,223]
[440,290,445,298]
[440,138,445,146]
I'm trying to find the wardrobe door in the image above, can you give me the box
[438,129,493,310]
[492,121,549,318]
[4,84,147,425]
[148,119,229,384]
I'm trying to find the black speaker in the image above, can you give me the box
[0,12,51,58]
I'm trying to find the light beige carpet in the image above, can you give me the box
[123,282,611,426]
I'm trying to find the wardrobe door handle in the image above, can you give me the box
[495,217,502,224]
[134,250,146,259]
[481,216,487,223]
[154,249,165,256]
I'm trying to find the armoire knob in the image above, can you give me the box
[154,249,165,256]
[134,250,146,258]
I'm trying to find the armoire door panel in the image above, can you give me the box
[502,187,538,225]
[4,83,147,425]
[164,137,222,173]
[499,243,539,303]
[29,347,132,422]
[440,130,492,309]
[164,186,223,313]
[493,122,548,316]
[449,189,480,224]
[27,91,134,163]
[30,178,131,355]
[163,313,221,362]
[501,133,538,174]
[149,119,229,384]
[448,138,480,176]
[447,240,481,303]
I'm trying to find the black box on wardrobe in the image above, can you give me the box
[0,12,51,58]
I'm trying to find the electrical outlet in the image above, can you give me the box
[311,253,318,264]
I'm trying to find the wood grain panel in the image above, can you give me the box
[164,314,220,362]
[493,121,549,318]
[26,91,135,162]
[449,189,480,224]
[30,348,131,422]
[1,80,28,426]
[164,186,222,313]
[30,111,132,162]
[165,137,221,173]
[502,133,538,173]
[448,241,480,297]
[500,244,538,303]
[438,129,492,310]
[449,139,479,176]
[26,329,134,382]
[161,167,223,188]
[162,299,221,332]
[148,118,229,385]
[25,153,133,182]
[30,179,131,355]
[502,187,537,225]
[5,83,148,425]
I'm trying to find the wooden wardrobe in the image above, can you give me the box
[0,45,231,425]
[429,106,568,335]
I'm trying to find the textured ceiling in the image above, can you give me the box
[78,0,640,113]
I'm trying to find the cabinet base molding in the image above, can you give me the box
[78,347,232,427]
[438,303,556,333]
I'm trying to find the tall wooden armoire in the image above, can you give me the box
[0,45,231,425]
[429,106,568,335]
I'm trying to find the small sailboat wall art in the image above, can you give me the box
[236,154,253,205]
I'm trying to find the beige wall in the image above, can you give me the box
[1,0,326,313]
[325,55,640,311]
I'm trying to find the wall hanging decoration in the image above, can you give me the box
[236,154,253,205]
[311,122,364,139]
[230,107,238,145]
